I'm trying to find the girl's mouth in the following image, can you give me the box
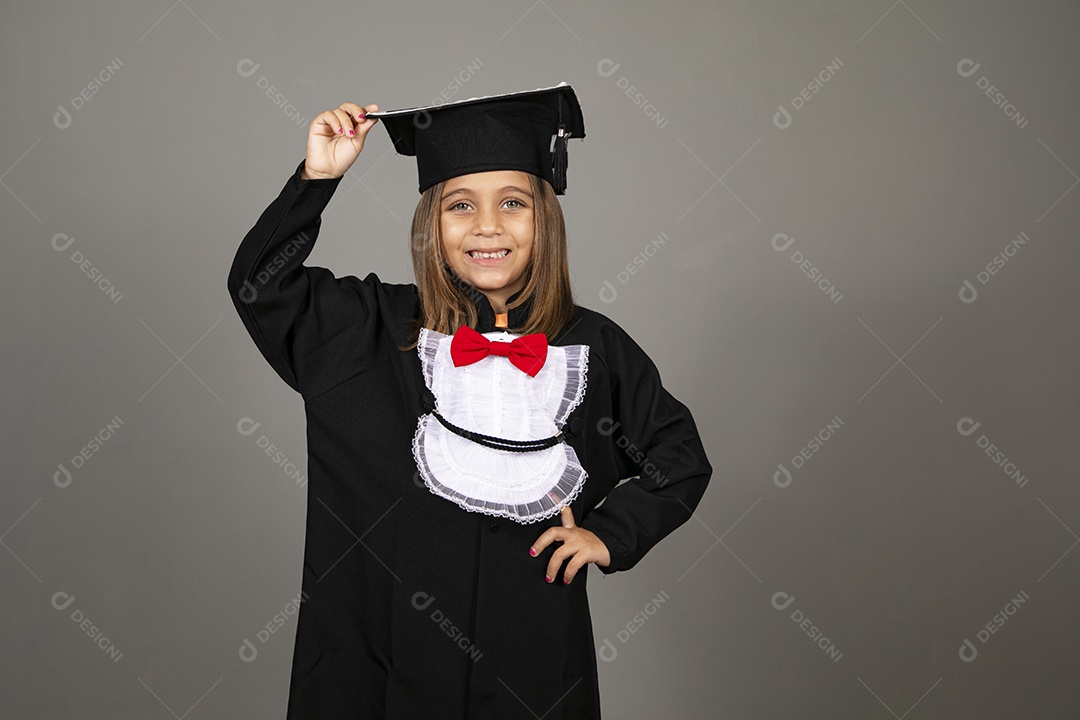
[467,249,511,265]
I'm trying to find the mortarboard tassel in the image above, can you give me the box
[552,124,568,195]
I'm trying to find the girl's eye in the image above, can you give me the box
[445,199,528,212]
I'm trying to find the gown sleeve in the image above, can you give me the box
[580,321,713,575]
[227,158,385,399]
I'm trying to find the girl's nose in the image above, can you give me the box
[473,204,502,234]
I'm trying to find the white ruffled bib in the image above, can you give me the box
[411,326,590,524]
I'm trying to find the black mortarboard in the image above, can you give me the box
[368,82,585,195]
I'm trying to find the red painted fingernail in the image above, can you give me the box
[529,548,536,556]
[545,575,552,583]
[348,129,355,136]
[337,126,343,133]
[358,113,366,119]
[563,577,570,584]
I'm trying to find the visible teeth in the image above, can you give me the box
[469,250,509,259]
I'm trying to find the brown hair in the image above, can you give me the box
[397,173,575,351]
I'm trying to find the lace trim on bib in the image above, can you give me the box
[411,326,591,524]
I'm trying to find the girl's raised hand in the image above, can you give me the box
[529,506,611,585]
[301,102,380,180]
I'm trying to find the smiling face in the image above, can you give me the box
[439,170,536,314]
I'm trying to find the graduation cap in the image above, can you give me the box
[368,82,585,195]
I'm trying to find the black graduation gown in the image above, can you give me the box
[227,159,713,719]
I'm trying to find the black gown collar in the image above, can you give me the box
[469,284,534,334]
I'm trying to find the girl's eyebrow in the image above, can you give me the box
[442,185,533,200]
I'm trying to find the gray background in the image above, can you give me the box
[3,0,1078,717]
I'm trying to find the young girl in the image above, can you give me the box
[228,83,712,720]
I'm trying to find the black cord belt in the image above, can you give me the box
[421,389,582,453]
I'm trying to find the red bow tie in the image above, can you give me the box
[450,324,548,377]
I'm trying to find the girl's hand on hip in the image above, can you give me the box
[529,506,611,585]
